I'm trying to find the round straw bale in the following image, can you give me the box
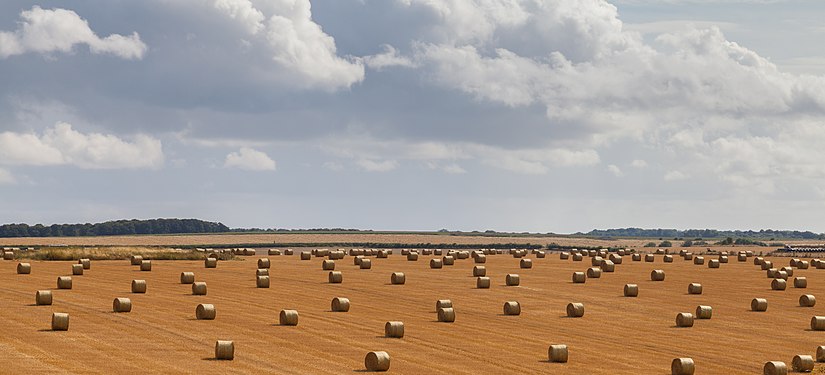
[422,249,432,255]
[385,321,404,338]
[671,358,695,375]
[407,252,419,261]
[766,268,778,278]
[36,290,52,305]
[204,258,217,268]
[17,262,31,274]
[792,355,814,372]
[331,297,350,312]
[548,345,568,363]
[676,312,694,327]
[72,264,83,275]
[754,256,764,265]
[781,266,794,277]
[818,260,825,269]
[771,279,787,291]
[683,252,693,260]
[718,255,728,263]
[280,309,299,326]
[624,284,639,297]
[391,272,406,285]
[664,255,674,263]
[473,276,489,288]
[434,249,443,256]
[51,312,69,331]
[645,254,655,262]
[130,255,143,265]
[256,268,269,277]
[591,256,604,266]
[503,301,521,315]
[442,256,454,266]
[360,259,372,269]
[651,269,665,281]
[566,302,584,317]
[284,249,294,256]
[180,272,195,284]
[196,303,216,320]
[329,271,343,283]
[811,316,825,331]
[695,305,712,319]
[300,251,311,260]
[113,297,132,312]
[257,258,270,269]
[131,279,147,293]
[436,300,452,310]
[506,274,520,286]
[688,283,703,295]
[365,351,391,372]
[762,261,774,270]
[438,307,455,322]
[800,294,816,307]
[693,256,704,265]
[573,253,583,261]
[751,298,768,311]
[572,272,586,283]
[215,340,234,360]
[140,260,152,271]
[78,258,91,270]
[520,259,533,269]
[776,270,788,280]
[322,260,335,270]
[57,276,72,289]
[353,256,363,266]
[560,252,570,260]
[474,254,487,264]
[763,361,787,375]
[708,259,720,268]
[257,275,270,288]
[430,259,443,269]
[794,277,808,288]
[609,254,623,264]
[192,282,207,295]
[738,253,747,262]
[586,267,602,278]
[536,251,546,258]
[473,266,486,277]
[600,260,615,272]
[817,346,825,362]
[632,254,641,261]
[798,260,810,269]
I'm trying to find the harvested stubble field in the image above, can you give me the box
[1,251,823,374]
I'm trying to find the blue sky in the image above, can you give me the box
[1,0,824,233]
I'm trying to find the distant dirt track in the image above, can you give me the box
[1,251,822,373]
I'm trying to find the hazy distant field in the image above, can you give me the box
[1,250,823,373]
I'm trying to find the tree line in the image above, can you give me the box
[584,228,824,240]
[0,219,230,237]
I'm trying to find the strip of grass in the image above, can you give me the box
[17,247,234,261]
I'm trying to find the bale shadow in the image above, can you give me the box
[37,329,59,332]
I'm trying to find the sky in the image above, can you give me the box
[1,0,824,233]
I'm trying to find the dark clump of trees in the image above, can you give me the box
[0,219,229,237]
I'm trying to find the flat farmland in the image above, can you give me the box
[1,252,823,374]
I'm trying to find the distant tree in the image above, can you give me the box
[659,240,673,247]
[643,242,657,247]
[681,240,693,247]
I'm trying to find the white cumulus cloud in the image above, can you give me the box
[224,147,276,171]
[664,170,689,181]
[0,6,147,59]
[356,159,398,172]
[0,122,163,169]
[0,168,16,185]
[607,164,623,177]
[213,0,364,90]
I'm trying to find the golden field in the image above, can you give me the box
[1,249,824,374]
